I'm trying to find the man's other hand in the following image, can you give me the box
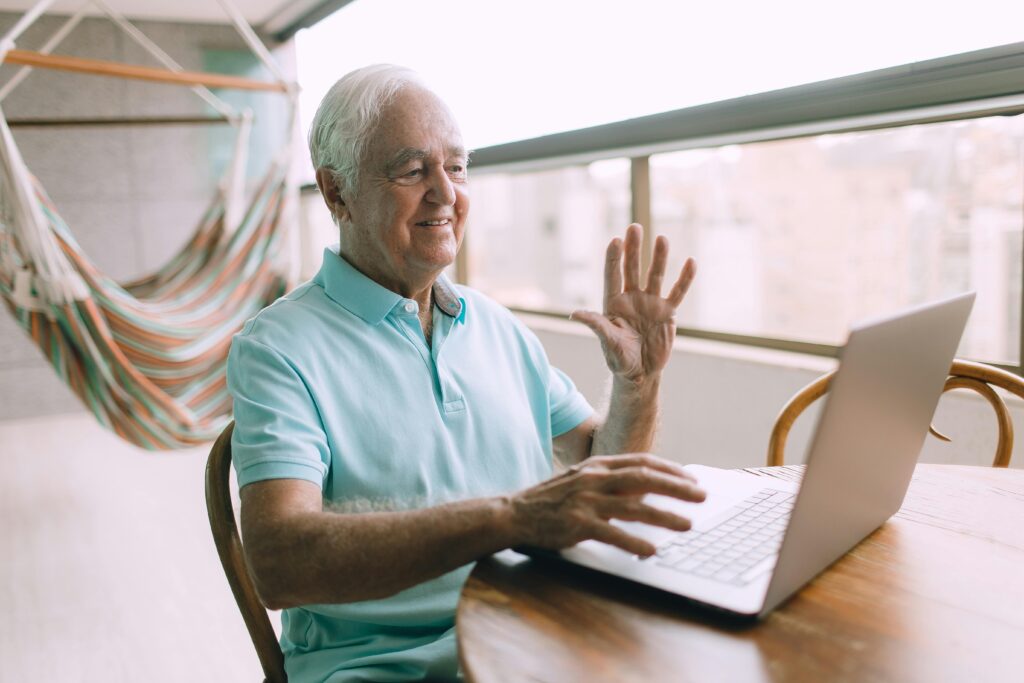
[506,454,706,557]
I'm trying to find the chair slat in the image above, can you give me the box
[205,422,287,683]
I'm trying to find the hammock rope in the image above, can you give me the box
[0,0,299,449]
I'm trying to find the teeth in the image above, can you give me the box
[419,219,449,226]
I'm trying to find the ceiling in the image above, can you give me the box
[0,0,355,38]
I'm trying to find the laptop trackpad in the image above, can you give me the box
[614,464,799,547]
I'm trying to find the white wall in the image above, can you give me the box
[523,314,1024,470]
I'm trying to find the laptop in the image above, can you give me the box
[531,292,975,618]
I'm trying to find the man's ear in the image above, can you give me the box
[315,167,351,223]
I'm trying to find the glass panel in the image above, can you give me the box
[465,159,631,311]
[650,115,1024,364]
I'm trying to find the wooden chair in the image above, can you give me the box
[767,359,1024,467]
[205,422,288,683]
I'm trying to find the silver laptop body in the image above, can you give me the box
[553,292,975,618]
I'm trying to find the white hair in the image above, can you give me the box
[308,64,425,196]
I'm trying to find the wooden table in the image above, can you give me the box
[457,464,1024,683]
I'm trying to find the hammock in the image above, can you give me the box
[0,0,300,449]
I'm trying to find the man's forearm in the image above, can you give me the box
[244,494,517,609]
[591,374,661,455]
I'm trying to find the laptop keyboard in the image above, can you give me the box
[653,488,795,586]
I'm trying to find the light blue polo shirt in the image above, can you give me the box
[227,247,593,683]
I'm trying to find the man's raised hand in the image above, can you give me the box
[571,223,696,384]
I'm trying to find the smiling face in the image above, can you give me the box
[330,86,470,297]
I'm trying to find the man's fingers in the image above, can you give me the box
[598,466,707,502]
[623,223,642,291]
[587,521,657,557]
[583,454,697,482]
[594,495,693,532]
[570,310,618,343]
[603,238,623,310]
[666,257,697,308]
[645,235,668,296]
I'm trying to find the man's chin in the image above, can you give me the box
[410,242,458,273]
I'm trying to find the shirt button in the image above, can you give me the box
[403,302,416,313]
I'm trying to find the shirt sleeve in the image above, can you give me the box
[547,365,594,438]
[227,333,330,489]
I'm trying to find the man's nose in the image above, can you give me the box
[425,169,456,205]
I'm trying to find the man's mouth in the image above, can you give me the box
[415,218,452,227]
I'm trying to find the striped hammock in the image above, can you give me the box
[0,158,291,449]
[0,0,299,449]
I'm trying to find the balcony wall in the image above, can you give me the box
[526,314,1024,470]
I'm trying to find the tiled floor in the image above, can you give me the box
[0,412,279,682]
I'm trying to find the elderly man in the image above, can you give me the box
[227,64,701,683]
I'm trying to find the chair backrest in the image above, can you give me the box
[768,359,1024,467]
[205,421,287,683]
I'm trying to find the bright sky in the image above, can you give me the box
[295,0,1024,152]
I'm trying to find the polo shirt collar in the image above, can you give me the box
[315,247,464,325]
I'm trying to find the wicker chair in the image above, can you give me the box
[767,360,1024,467]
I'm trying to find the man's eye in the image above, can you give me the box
[448,165,467,178]
[391,168,423,184]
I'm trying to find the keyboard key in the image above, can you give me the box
[675,558,702,572]
[739,557,777,584]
